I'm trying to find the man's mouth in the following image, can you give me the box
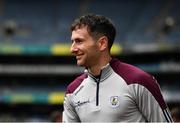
[76,55,83,60]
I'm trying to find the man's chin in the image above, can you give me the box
[77,62,83,66]
[77,61,85,67]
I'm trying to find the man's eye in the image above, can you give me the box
[76,40,83,44]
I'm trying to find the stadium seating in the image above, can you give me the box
[0,0,179,122]
[0,0,179,45]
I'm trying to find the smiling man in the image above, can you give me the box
[62,14,173,122]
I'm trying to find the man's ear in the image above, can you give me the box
[98,36,108,51]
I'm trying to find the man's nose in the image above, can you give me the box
[70,42,78,54]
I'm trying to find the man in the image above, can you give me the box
[62,14,173,122]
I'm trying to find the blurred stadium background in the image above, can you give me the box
[0,0,179,122]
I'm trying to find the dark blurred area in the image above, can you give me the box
[0,0,180,122]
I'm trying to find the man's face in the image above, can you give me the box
[71,26,100,67]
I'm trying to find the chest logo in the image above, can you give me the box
[110,96,120,108]
[74,100,90,108]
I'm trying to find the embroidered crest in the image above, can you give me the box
[110,96,120,108]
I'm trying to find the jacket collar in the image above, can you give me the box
[86,63,113,82]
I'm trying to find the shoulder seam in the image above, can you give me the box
[66,73,87,94]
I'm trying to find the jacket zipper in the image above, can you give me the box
[96,70,102,106]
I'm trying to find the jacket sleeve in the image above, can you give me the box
[62,94,80,122]
[130,77,173,122]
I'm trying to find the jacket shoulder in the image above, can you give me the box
[110,58,152,85]
[110,58,167,109]
[66,73,88,94]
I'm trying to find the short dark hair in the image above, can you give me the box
[71,14,116,50]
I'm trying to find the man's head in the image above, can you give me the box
[71,14,116,51]
[70,14,116,68]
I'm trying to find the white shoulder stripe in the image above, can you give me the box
[163,108,173,122]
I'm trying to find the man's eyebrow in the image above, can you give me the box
[72,37,84,42]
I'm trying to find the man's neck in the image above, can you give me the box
[88,56,112,76]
